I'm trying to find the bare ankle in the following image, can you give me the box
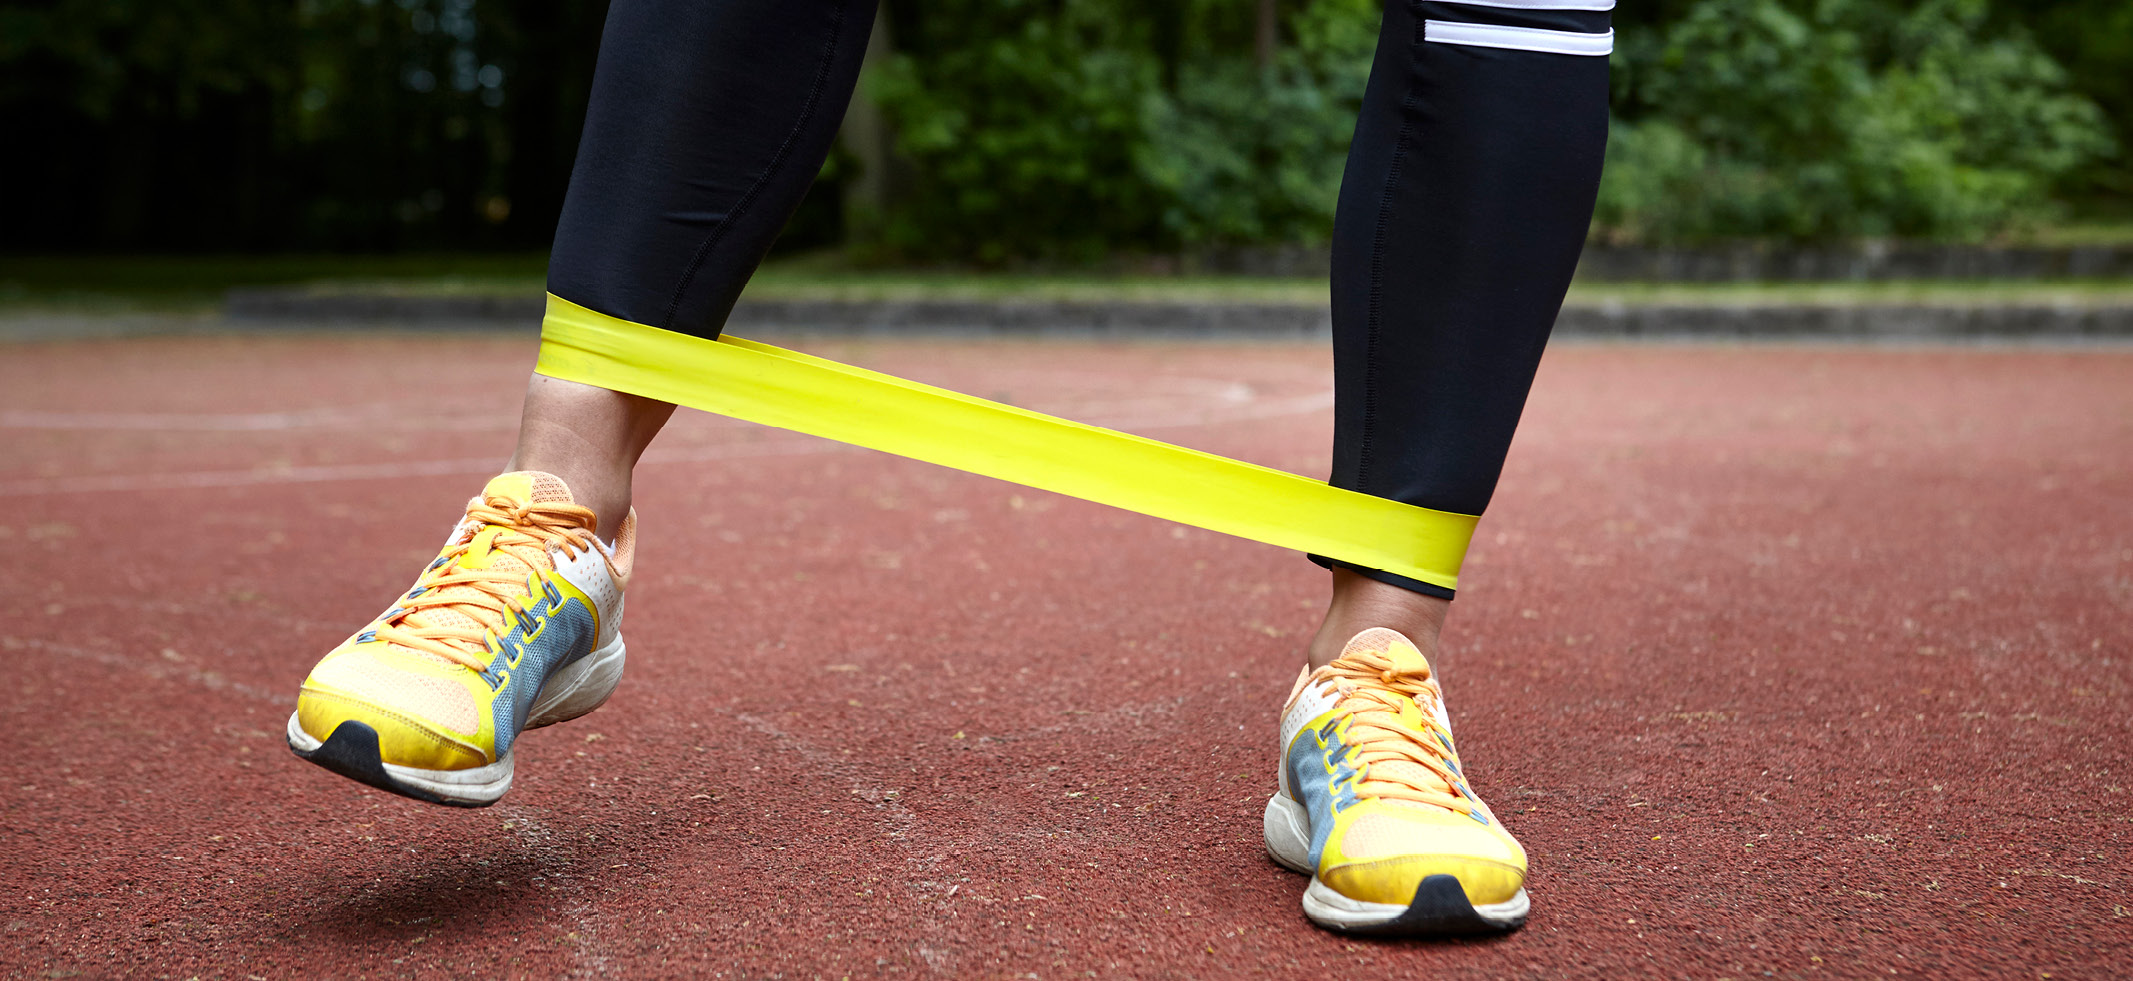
[505,454,635,541]
[506,374,674,541]
[1307,568,1451,669]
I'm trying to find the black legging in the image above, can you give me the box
[548,0,1612,598]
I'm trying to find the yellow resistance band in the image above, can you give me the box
[535,293,1478,591]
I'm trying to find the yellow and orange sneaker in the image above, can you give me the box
[286,471,632,807]
[1264,628,1529,934]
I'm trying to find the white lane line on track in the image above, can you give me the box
[12,637,284,706]
[0,455,514,495]
[0,406,520,432]
[0,440,841,496]
[0,373,1303,433]
[0,388,1333,496]
[1094,390,1332,431]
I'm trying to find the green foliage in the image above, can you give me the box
[1598,0,2116,243]
[0,0,602,250]
[1138,0,1377,246]
[868,2,1165,262]
[868,0,1375,261]
[0,0,296,120]
[3,0,2127,253]
[2022,0,2133,202]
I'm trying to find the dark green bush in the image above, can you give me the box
[867,0,1375,262]
[4,0,2122,253]
[1135,0,1377,247]
[874,0,2116,255]
[1598,0,2115,243]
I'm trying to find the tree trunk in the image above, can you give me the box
[1255,0,1279,71]
[841,6,895,237]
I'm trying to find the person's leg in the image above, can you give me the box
[290,0,880,807]
[1269,0,1611,937]
[519,0,881,542]
[1308,0,1612,666]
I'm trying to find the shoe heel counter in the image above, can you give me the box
[550,545,625,647]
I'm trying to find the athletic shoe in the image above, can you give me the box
[286,471,632,807]
[1264,627,1528,934]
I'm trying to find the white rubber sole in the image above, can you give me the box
[287,711,517,804]
[1263,792,1530,933]
[287,635,625,806]
[1264,790,1317,874]
[1301,878,1529,931]
[526,633,628,729]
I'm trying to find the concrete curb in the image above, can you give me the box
[1554,303,2133,338]
[219,289,2133,339]
[1576,244,2133,282]
[1169,242,2133,280]
[1053,242,2133,279]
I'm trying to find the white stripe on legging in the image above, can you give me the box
[1424,21,1615,55]
[1433,0,1615,10]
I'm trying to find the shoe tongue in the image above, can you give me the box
[1337,629,1457,805]
[1341,627,1433,676]
[480,471,576,507]
[390,473,571,668]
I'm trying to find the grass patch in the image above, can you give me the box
[7,252,2133,313]
[0,253,548,312]
[2012,219,2133,248]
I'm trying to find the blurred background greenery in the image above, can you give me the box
[2,0,2127,263]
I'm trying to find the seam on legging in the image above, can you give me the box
[661,1,853,332]
[1359,10,1428,491]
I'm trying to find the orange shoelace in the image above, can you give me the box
[1320,648,1472,813]
[371,496,600,671]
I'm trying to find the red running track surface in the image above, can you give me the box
[2,334,2129,978]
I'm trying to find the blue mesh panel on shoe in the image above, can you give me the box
[1287,721,1358,869]
[484,593,597,756]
